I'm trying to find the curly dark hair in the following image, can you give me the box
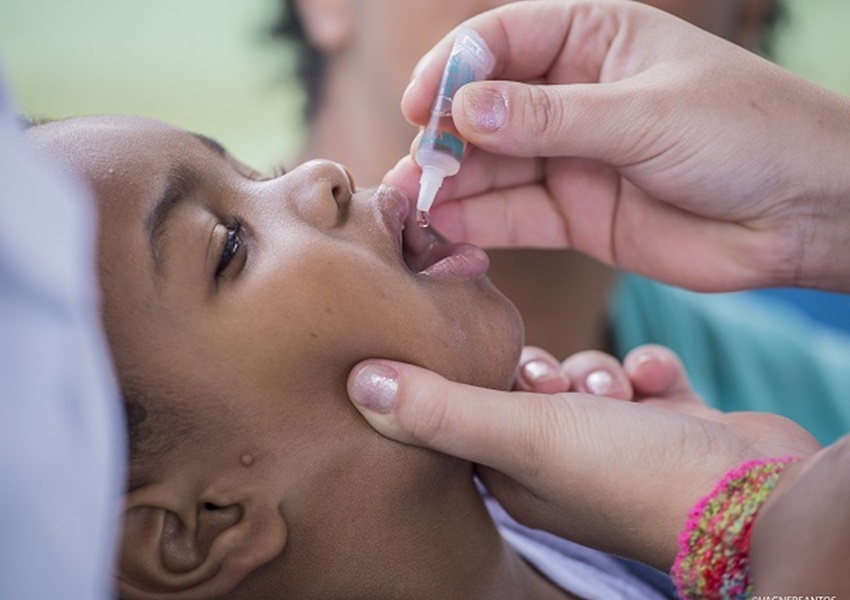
[270,0,326,122]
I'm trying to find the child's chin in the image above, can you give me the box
[482,301,526,392]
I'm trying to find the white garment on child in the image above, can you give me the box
[486,495,672,600]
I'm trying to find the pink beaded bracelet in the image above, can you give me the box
[671,456,799,600]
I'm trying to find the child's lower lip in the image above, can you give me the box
[417,242,490,282]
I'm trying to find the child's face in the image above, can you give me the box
[33,115,523,470]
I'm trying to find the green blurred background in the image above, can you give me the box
[0,0,300,170]
[2,0,849,171]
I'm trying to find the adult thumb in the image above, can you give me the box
[346,359,565,476]
[454,80,642,162]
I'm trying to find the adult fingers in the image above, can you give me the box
[346,359,582,479]
[560,350,633,400]
[383,151,620,250]
[347,357,686,493]
[622,344,712,419]
[400,1,690,163]
[384,157,575,249]
[401,1,671,126]
[386,147,771,291]
[453,80,654,165]
[623,344,693,398]
[513,346,571,393]
[516,347,637,398]
[400,1,590,126]
[346,358,745,568]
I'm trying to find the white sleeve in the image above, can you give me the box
[0,76,124,600]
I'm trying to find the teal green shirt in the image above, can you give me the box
[609,274,850,445]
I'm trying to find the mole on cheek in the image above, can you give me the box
[240,454,255,467]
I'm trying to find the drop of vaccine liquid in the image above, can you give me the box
[416,210,431,228]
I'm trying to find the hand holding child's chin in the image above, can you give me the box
[348,343,821,569]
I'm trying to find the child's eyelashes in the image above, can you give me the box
[229,159,286,182]
[215,219,243,279]
[242,163,286,182]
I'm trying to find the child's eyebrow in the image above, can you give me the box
[146,164,200,274]
[190,132,227,158]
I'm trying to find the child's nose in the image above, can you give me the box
[301,159,354,211]
[274,159,355,225]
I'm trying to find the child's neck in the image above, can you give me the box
[266,469,576,599]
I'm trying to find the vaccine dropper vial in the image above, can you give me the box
[415,25,495,226]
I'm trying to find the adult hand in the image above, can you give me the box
[517,346,850,594]
[384,0,850,292]
[512,346,631,398]
[347,346,820,570]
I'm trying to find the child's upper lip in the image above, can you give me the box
[369,184,489,280]
[373,184,411,245]
[371,184,438,270]
[369,183,434,272]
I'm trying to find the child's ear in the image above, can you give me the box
[117,487,287,600]
[294,0,353,53]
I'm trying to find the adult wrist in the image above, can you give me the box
[783,83,850,292]
[671,456,800,599]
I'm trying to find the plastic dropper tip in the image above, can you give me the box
[417,165,445,214]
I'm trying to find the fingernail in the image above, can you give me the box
[585,370,616,396]
[411,52,429,82]
[634,350,661,366]
[403,54,429,102]
[462,85,507,133]
[350,363,399,414]
[403,77,418,101]
[522,359,559,384]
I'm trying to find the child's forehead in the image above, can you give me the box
[33,115,171,143]
[29,116,220,185]
[32,116,195,161]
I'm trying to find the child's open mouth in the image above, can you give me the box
[401,213,490,281]
[375,185,490,282]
